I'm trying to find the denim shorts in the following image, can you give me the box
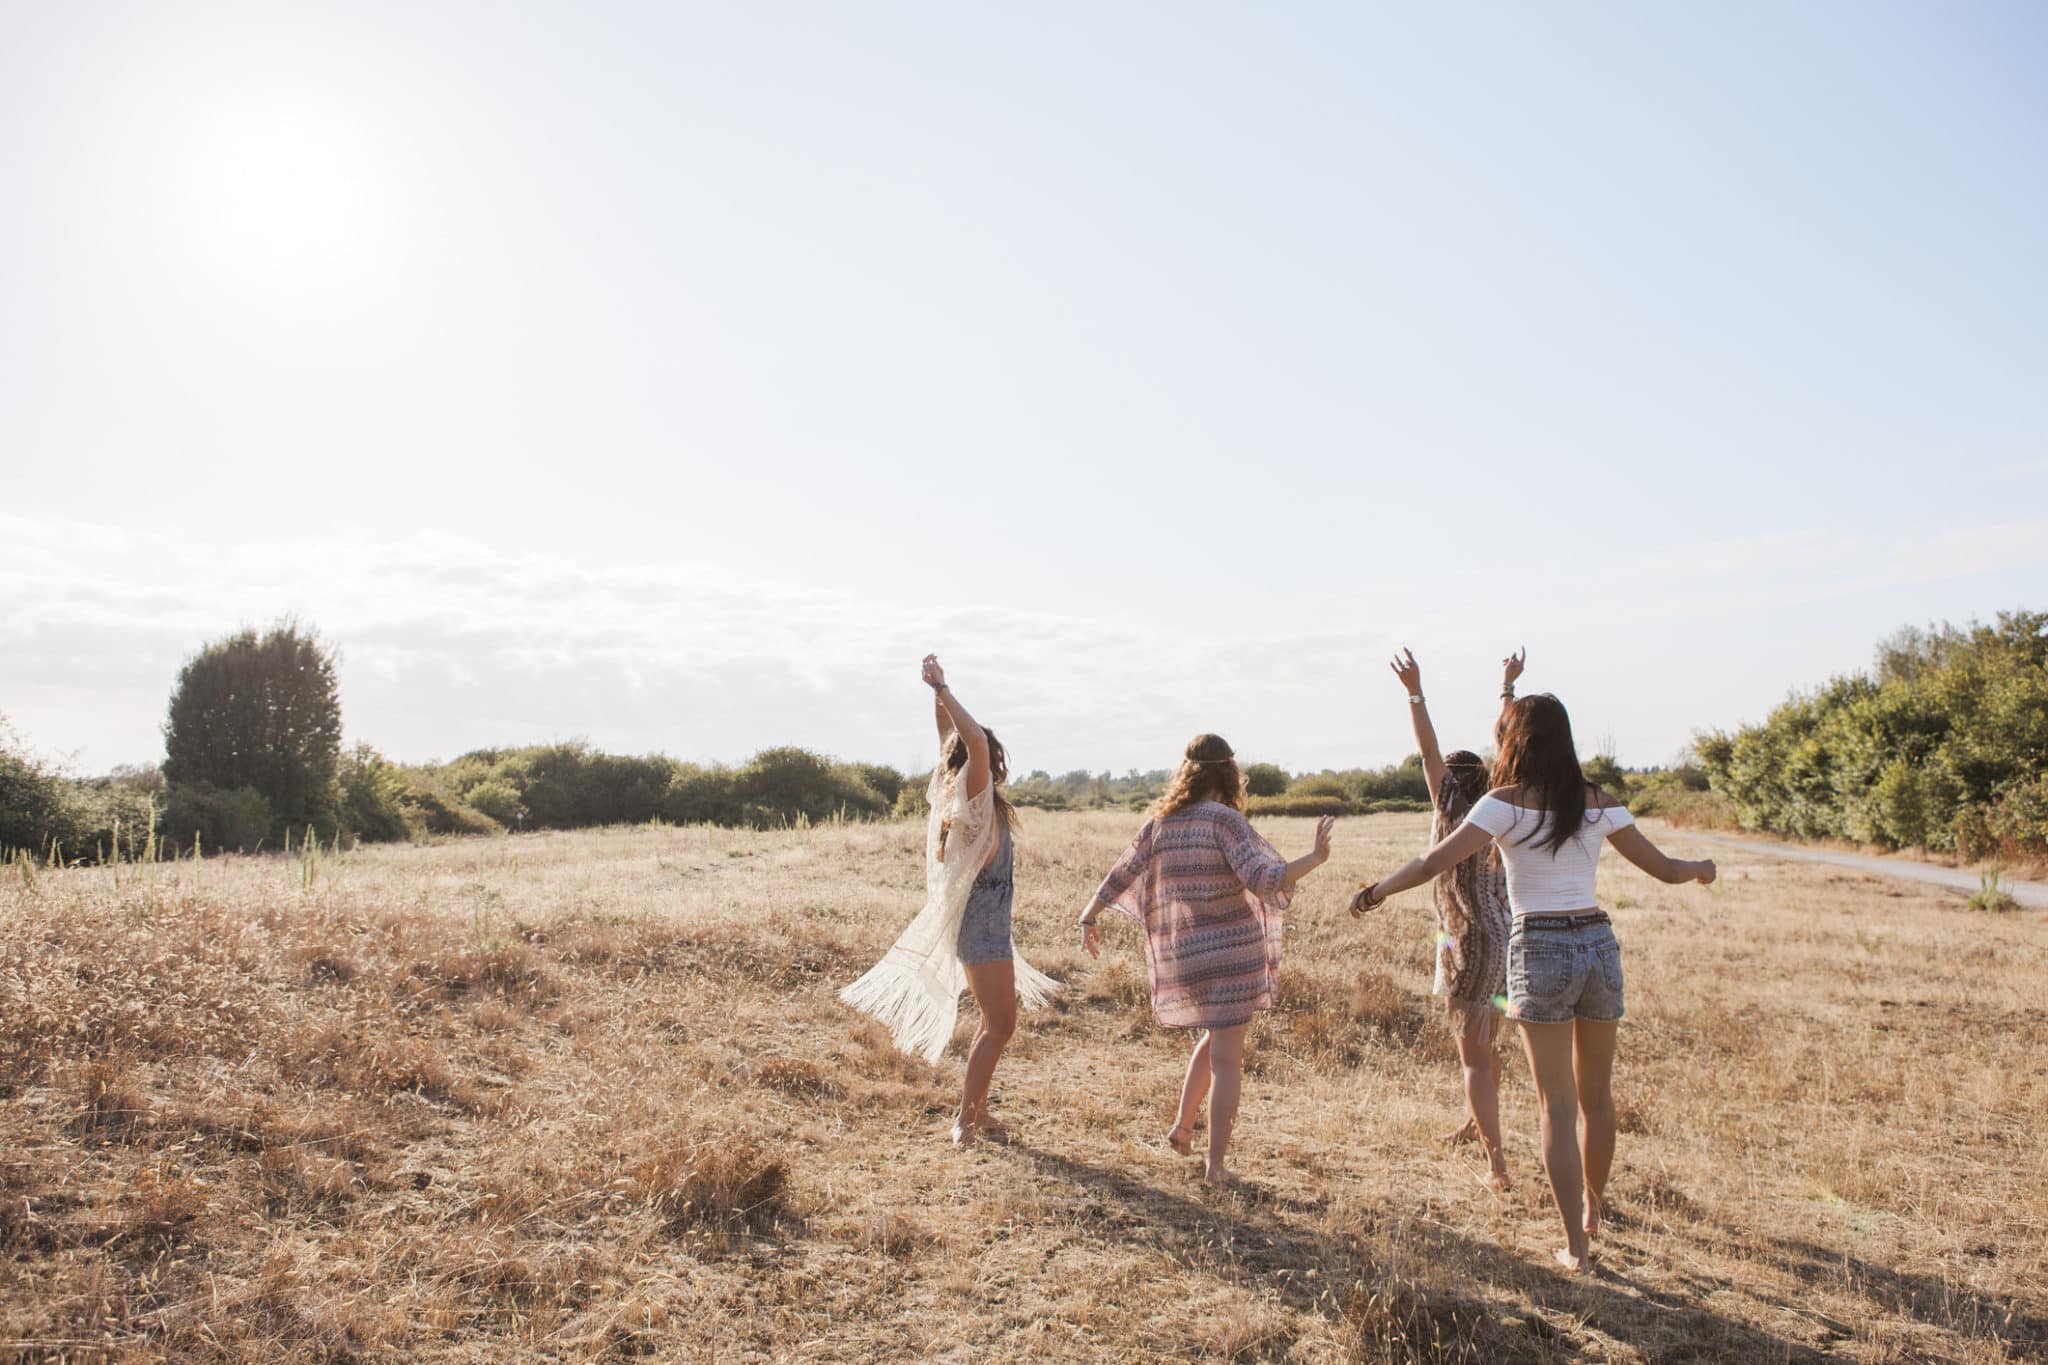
[1507,920,1623,1024]
[956,882,1013,965]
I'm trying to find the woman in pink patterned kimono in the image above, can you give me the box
[1079,735,1336,1184]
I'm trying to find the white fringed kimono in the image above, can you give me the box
[840,768,1061,1063]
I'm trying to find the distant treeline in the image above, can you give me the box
[1697,611,2047,859]
[11,611,2038,864]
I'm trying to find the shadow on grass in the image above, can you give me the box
[1004,1138,1834,1363]
[1738,1225,2045,1356]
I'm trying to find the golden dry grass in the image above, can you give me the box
[2,812,2044,1362]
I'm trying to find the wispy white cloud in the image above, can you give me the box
[4,512,2045,774]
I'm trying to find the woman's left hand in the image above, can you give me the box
[1079,919,1101,958]
[1313,814,1336,863]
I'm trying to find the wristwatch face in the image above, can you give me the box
[1409,694,1425,704]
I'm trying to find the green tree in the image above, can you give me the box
[1582,752,1627,795]
[1698,610,2047,853]
[163,622,343,837]
[1243,763,1290,798]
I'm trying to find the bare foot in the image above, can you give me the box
[1201,1166,1242,1186]
[1583,1190,1602,1240]
[1477,1168,1512,1192]
[1164,1123,1194,1156]
[949,1119,976,1149]
[1437,1118,1479,1147]
[1553,1247,1591,1274]
[977,1113,1012,1144]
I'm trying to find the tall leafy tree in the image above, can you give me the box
[163,622,343,836]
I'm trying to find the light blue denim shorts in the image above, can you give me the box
[1507,919,1623,1024]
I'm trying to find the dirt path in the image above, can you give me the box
[1666,828,2048,909]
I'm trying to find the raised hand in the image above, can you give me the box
[921,654,947,691]
[1502,647,1526,688]
[1389,647,1422,696]
[1313,814,1336,862]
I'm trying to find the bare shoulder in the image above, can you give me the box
[1483,785,1518,803]
[1588,784,1625,809]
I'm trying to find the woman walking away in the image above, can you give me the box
[1080,735,1336,1185]
[1357,646,1524,1189]
[1353,694,1714,1272]
[841,656,1061,1148]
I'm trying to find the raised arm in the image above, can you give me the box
[921,654,989,799]
[1606,824,1716,886]
[1390,648,1445,798]
[1348,821,1494,916]
[1499,647,1526,722]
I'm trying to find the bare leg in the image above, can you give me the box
[1202,1024,1249,1183]
[1520,1019,1589,1270]
[1573,1019,1618,1239]
[1169,1031,1212,1154]
[954,960,1017,1146]
[1456,1019,1509,1187]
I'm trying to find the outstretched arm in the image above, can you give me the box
[1607,825,1716,885]
[921,654,989,799]
[1390,649,1445,798]
[1281,815,1337,891]
[1349,821,1493,916]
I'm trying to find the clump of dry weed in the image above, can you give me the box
[630,1133,791,1245]
[75,1056,147,1138]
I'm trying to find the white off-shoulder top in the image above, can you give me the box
[1463,795,1635,915]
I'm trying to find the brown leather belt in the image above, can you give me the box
[1516,911,1611,932]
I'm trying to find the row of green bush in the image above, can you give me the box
[0,726,159,863]
[1696,611,2047,857]
[396,743,906,837]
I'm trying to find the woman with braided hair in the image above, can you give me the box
[1079,735,1336,1185]
[1354,647,1526,1189]
[1355,691,1716,1273]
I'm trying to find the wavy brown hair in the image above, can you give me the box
[1491,694,1588,854]
[1154,733,1245,818]
[945,728,1019,833]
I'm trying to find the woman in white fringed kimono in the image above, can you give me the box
[840,656,1060,1147]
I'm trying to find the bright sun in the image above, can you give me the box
[155,90,406,321]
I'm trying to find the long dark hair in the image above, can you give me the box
[945,728,1019,833]
[1155,734,1245,818]
[1491,694,1587,854]
[1437,748,1491,831]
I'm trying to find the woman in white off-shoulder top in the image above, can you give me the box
[1355,693,1716,1274]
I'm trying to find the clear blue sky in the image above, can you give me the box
[3,2,2044,776]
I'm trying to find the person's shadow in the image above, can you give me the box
[998,1139,1838,1362]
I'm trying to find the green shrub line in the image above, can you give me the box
[1696,611,2047,859]
[5,609,2039,862]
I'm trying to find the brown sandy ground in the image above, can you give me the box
[2,812,2044,1362]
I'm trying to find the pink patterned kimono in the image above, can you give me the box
[1090,801,1294,1030]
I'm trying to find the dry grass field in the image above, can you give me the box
[3,811,2044,1363]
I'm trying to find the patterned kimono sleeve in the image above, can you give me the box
[1219,809,1294,913]
[1091,820,1156,923]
